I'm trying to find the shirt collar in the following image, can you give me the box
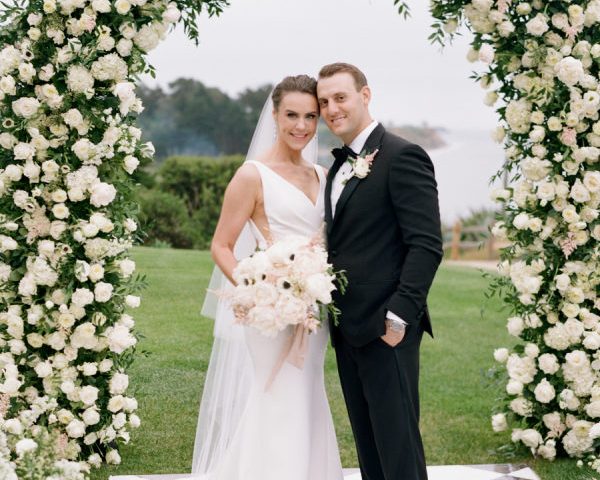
[349,120,379,155]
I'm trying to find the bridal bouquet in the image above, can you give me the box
[230,235,344,337]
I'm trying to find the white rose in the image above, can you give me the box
[62,108,84,129]
[586,401,600,418]
[52,203,69,219]
[0,75,16,95]
[71,322,98,350]
[109,372,129,395]
[133,23,161,52]
[526,13,549,36]
[125,295,141,308]
[92,0,111,12]
[82,223,99,238]
[90,181,117,207]
[507,316,524,336]
[81,362,98,376]
[34,360,53,378]
[108,395,125,412]
[584,171,600,192]
[491,413,508,432]
[79,385,99,406]
[116,38,133,57]
[124,218,137,232]
[106,449,121,464]
[525,343,540,358]
[510,397,533,416]
[119,23,137,39]
[12,97,40,118]
[94,281,113,302]
[478,44,495,64]
[26,332,44,348]
[82,407,100,425]
[123,155,139,174]
[99,358,113,372]
[0,132,17,150]
[106,324,136,353]
[81,261,100,281]
[494,348,509,363]
[4,163,22,180]
[13,142,35,161]
[72,138,96,162]
[570,180,591,203]
[559,389,581,410]
[538,353,560,375]
[512,212,530,230]
[118,259,136,277]
[534,378,556,403]
[66,65,94,93]
[66,419,86,438]
[115,0,131,14]
[3,418,24,435]
[129,413,141,428]
[163,5,181,23]
[506,379,524,395]
[555,57,585,86]
[520,429,543,448]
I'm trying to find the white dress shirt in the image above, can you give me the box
[330,120,407,328]
[330,120,379,217]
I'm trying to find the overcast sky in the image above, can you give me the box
[143,0,498,132]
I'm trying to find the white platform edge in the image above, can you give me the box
[110,465,539,480]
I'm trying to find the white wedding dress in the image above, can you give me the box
[196,160,343,480]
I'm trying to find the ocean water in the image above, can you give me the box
[427,129,505,225]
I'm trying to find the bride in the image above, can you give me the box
[191,75,344,480]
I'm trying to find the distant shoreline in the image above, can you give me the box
[387,124,447,151]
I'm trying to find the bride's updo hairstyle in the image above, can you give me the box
[271,75,318,111]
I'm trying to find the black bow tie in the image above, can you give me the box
[331,145,358,162]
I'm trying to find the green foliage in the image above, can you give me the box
[138,155,244,249]
[137,188,194,249]
[172,0,230,45]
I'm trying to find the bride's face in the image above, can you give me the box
[273,92,319,151]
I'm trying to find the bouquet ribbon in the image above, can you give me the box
[264,324,309,391]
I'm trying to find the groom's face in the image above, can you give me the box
[317,72,371,145]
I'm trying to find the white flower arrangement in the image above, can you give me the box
[228,235,344,338]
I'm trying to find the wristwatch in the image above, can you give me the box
[385,318,406,333]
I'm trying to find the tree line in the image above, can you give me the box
[137,79,272,161]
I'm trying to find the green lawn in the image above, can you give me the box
[92,247,587,480]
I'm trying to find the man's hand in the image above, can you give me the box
[380,320,406,347]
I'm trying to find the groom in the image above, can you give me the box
[318,63,443,480]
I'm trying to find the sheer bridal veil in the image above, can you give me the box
[192,91,318,474]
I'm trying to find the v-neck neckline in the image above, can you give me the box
[253,161,322,207]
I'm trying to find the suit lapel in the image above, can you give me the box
[330,124,386,231]
[325,155,346,235]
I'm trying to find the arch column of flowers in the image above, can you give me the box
[0,0,227,477]
[417,0,600,472]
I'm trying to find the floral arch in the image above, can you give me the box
[0,0,598,477]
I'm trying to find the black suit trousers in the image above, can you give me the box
[334,323,427,480]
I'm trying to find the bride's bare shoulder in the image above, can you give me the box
[228,161,261,191]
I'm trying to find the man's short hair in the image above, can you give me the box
[318,63,368,91]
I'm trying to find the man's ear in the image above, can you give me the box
[360,85,371,105]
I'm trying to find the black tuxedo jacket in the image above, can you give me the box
[325,124,443,347]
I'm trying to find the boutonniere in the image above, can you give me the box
[344,148,379,184]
